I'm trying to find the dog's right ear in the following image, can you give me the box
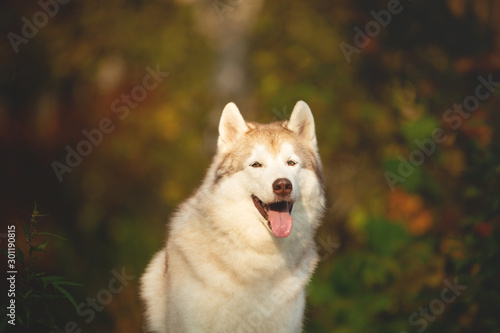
[287,101,317,148]
[218,102,248,152]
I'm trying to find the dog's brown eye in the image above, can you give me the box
[250,162,262,168]
[287,160,297,166]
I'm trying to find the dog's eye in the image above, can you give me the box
[250,162,262,168]
[287,160,297,166]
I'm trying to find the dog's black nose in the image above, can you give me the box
[273,178,292,197]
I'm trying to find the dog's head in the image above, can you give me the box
[209,101,324,239]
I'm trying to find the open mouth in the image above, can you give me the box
[251,195,294,238]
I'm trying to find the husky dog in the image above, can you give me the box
[140,101,325,332]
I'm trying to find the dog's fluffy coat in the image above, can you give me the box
[140,101,325,332]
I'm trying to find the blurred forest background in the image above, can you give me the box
[1,0,499,332]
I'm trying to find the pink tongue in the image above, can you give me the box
[268,208,293,238]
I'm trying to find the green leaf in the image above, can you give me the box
[41,293,63,300]
[23,289,34,300]
[21,221,30,242]
[24,306,31,327]
[42,275,83,288]
[31,238,49,252]
[37,232,67,241]
[54,285,79,308]
[17,248,25,265]
[42,275,66,282]
[54,280,84,287]
[41,275,65,289]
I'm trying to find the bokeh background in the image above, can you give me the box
[1,0,500,332]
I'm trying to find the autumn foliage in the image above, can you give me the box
[1,0,499,332]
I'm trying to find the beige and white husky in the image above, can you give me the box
[140,101,325,332]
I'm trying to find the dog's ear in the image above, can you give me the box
[218,102,248,152]
[287,101,317,147]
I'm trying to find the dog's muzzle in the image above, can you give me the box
[251,178,294,238]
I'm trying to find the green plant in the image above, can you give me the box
[1,204,83,333]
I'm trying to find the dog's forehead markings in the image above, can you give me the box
[250,142,294,160]
[246,123,296,156]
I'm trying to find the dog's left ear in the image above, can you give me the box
[218,102,248,152]
[287,101,317,147]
